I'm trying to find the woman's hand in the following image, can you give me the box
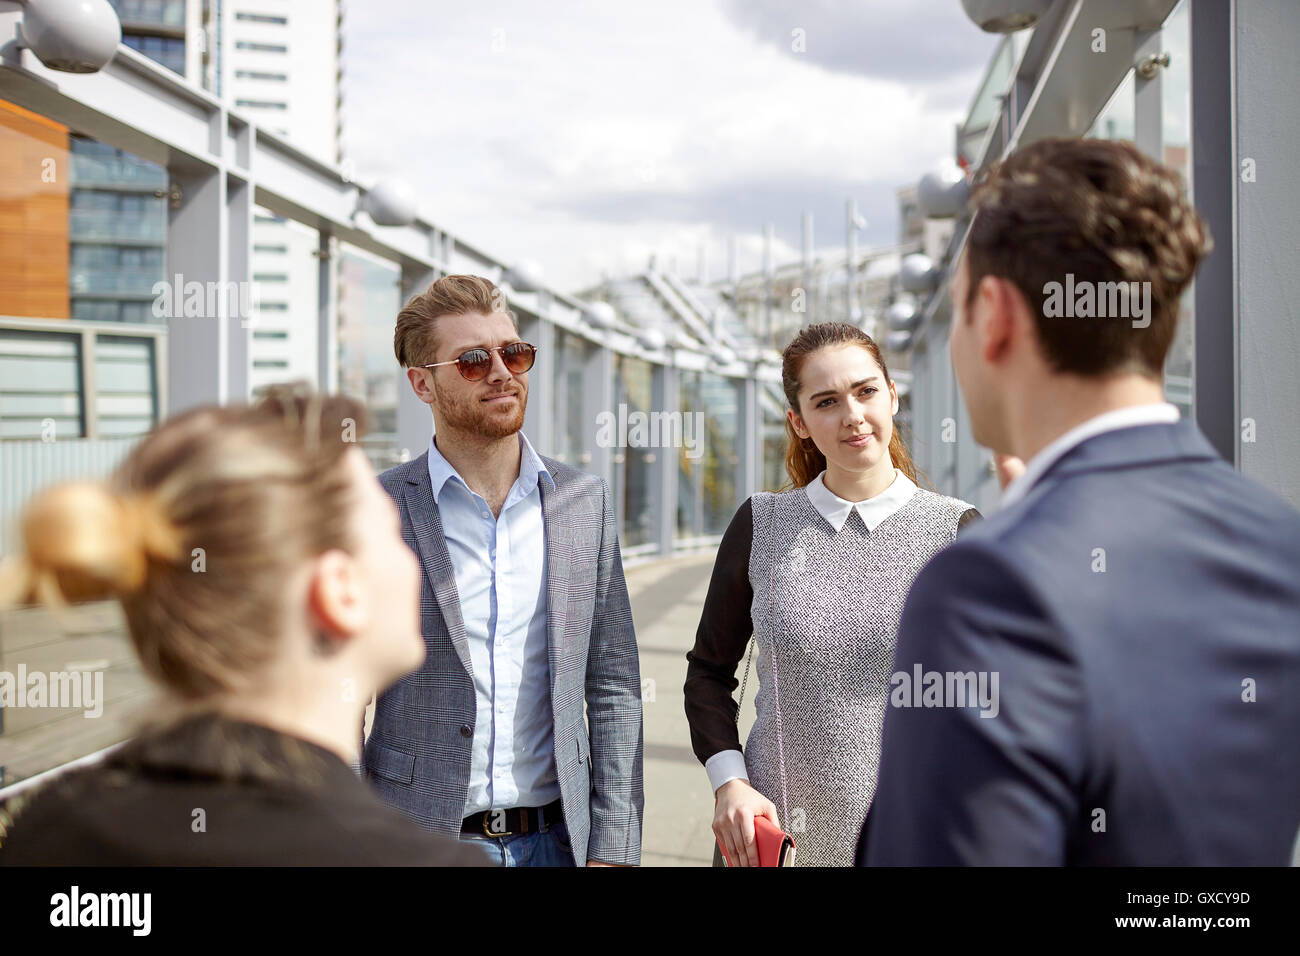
[713,778,780,867]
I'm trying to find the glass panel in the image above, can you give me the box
[960,36,1016,164]
[248,207,321,397]
[700,373,739,534]
[614,355,653,548]
[760,381,788,493]
[552,327,592,468]
[95,335,156,437]
[67,135,169,324]
[0,329,84,438]
[677,369,702,538]
[1089,69,1136,142]
[337,243,401,469]
[111,0,187,30]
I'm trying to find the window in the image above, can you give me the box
[253,273,288,282]
[253,330,288,340]
[235,69,288,81]
[0,329,84,439]
[95,335,157,436]
[122,33,186,75]
[235,12,287,24]
[112,0,185,28]
[236,99,288,111]
[235,41,286,53]
[253,243,288,253]
[253,359,289,369]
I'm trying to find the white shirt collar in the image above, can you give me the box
[426,430,553,504]
[804,468,917,533]
[1000,402,1181,510]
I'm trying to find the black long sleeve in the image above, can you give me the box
[684,497,754,766]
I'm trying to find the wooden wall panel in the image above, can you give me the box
[0,99,69,320]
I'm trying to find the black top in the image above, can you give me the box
[0,712,487,866]
[683,496,982,766]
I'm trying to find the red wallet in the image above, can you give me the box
[717,815,797,867]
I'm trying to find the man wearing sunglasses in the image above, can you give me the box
[362,274,643,867]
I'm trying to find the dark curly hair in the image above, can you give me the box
[964,137,1211,377]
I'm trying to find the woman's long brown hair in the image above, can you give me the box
[780,322,925,491]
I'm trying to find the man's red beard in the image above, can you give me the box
[433,382,528,439]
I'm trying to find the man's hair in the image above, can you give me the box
[393,274,514,368]
[964,137,1211,377]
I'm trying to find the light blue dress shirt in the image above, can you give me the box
[427,431,561,817]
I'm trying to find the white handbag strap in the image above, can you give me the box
[732,494,791,825]
[765,494,791,825]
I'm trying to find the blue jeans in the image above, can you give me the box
[458,817,577,867]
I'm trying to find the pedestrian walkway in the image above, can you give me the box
[2,549,742,865]
[624,550,755,867]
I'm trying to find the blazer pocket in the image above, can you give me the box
[575,730,589,767]
[369,744,416,785]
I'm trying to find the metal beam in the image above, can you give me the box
[1188,0,1237,464]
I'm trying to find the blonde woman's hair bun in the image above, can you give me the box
[3,482,182,607]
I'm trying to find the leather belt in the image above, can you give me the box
[462,798,564,838]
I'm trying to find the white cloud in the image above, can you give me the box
[343,0,988,292]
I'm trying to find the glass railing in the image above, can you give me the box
[960,35,1016,150]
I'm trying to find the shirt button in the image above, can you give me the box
[459,724,472,738]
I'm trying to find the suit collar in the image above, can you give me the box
[1026,417,1222,495]
[425,431,555,504]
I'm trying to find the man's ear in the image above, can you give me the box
[787,408,810,439]
[406,367,436,406]
[976,275,1019,365]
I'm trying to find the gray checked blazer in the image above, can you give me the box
[362,451,644,866]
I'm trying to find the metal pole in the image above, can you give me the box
[846,199,858,323]
[763,223,774,344]
[801,211,813,326]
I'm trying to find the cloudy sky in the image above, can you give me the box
[343,0,1000,294]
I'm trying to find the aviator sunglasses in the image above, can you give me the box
[419,342,538,382]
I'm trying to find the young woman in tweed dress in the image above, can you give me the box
[685,322,981,867]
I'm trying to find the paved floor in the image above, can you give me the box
[2,549,742,867]
[0,602,156,789]
[624,550,755,867]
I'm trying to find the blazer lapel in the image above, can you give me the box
[539,471,571,701]
[403,457,474,679]
[1041,418,1221,487]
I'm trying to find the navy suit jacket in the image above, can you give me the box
[857,419,1300,865]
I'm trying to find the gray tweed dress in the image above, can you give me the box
[743,484,974,866]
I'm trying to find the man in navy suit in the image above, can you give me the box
[858,137,1300,865]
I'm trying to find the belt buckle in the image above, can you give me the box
[482,810,513,838]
